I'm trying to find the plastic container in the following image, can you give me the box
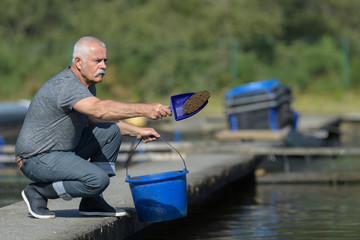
[224,79,296,130]
[125,137,189,223]
[0,101,29,123]
[126,169,189,223]
[0,136,4,155]
[225,78,282,101]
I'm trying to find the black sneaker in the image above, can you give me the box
[79,195,128,217]
[21,185,55,219]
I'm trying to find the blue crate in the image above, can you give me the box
[225,78,281,100]
[225,79,296,131]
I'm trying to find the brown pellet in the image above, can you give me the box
[182,90,210,115]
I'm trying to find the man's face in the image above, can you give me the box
[80,43,107,87]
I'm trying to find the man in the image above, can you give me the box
[15,36,172,219]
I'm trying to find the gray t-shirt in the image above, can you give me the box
[15,67,96,158]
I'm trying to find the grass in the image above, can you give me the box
[293,92,360,116]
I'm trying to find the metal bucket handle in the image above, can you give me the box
[125,136,188,177]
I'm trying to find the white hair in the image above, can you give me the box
[71,36,106,68]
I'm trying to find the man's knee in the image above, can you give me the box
[99,122,122,145]
[85,171,110,196]
[109,123,122,142]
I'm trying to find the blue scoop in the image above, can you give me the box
[169,92,209,121]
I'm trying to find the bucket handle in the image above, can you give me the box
[125,136,188,176]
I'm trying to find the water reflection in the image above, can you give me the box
[0,166,30,207]
[131,183,360,239]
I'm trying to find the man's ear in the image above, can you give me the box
[74,56,83,70]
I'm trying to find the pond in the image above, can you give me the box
[2,164,360,239]
[131,182,360,239]
[0,165,30,208]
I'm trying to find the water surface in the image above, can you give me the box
[131,183,360,239]
[0,166,29,207]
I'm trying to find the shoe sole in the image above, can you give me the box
[21,190,55,219]
[79,210,128,217]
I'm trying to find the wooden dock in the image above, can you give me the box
[2,140,360,162]
[257,172,360,184]
[0,152,259,240]
[2,138,360,163]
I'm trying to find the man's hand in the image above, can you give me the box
[135,127,160,143]
[143,103,172,120]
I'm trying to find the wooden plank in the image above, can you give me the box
[245,147,360,156]
[214,129,285,141]
[4,140,360,160]
[0,145,15,154]
[180,142,360,156]
[257,172,360,184]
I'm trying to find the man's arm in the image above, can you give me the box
[73,96,172,121]
[115,120,159,143]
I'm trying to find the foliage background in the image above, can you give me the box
[1,0,360,114]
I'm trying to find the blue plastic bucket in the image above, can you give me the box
[126,169,189,222]
[125,137,189,223]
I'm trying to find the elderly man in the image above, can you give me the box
[15,36,172,219]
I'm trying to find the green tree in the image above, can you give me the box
[1,0,360,101]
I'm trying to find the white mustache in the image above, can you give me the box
[94,69,106,77]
